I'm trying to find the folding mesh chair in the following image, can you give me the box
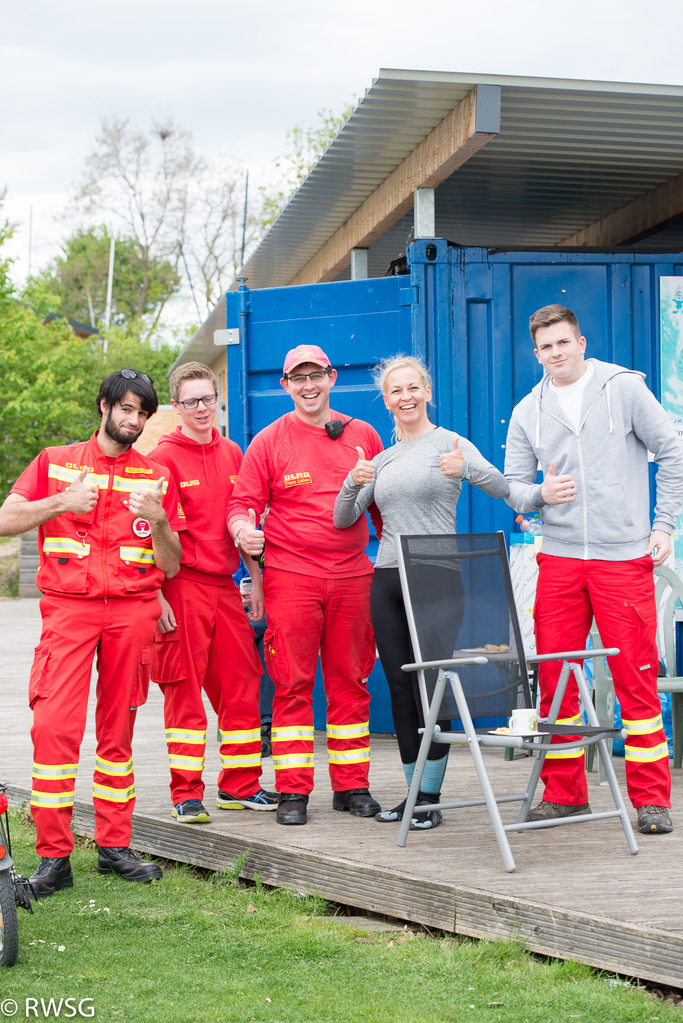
[394,532,639,872]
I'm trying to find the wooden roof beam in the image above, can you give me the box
[288,85,501,286]
[559,171,683,248]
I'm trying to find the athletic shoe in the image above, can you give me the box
[277,792,308,825]
[375,797,407,823]
[526,800,591,821]
[216,788,278,811]
[28,856,73,899]
[261,723,272,758]
[409,791,443,831]
[96,847,162,882]
[172,799,211,824]
[637,805,673,834]
[332,788,381,817]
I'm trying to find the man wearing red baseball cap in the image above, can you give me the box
[227,345,383,825]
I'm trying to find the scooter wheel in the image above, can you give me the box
[0,870,19,967]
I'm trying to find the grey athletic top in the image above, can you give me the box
[333,426,509,568]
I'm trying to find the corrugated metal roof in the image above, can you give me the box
[239,69,683,289]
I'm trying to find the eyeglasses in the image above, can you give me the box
[120,369,154,385]
[175,392,219,410]
[285,370,329,385]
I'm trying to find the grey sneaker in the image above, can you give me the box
[527,800,591,821]
[637,805,673,834]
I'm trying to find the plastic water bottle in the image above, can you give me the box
[516,513,542,535]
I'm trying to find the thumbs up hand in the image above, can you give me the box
[439,436,466,478]
[127,476,166,521]
[236,507,265,556]
[351,446,376,486]
[540,460,576,505]
[61,465,98,514]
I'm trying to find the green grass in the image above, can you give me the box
[1,811,677,1023]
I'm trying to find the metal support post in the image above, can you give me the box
[414,188,435,239]
[350,248,369,280]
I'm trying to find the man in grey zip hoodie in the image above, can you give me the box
[504,304,683,835]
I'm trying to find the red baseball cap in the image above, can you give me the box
[283,344,331,376]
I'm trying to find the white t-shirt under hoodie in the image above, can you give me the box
[550,362,594,433]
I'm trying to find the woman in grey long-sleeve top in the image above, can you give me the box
[334,356,509,830]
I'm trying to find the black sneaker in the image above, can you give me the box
[409,791,443,831]
[637,805,673,834]
[172,799,211,824]
[96,847,162,882]
[527,800,591,821]
[375,798,407,823]
[28,856,73,899]
[216,788,278,811]
[261,723,272,758]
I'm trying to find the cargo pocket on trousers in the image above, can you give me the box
[360,622,377,681]
[130,646,153,709]
[633,602,658,669]
[264,628,287,685]
[151,630,186,686]
[29,639,53,709]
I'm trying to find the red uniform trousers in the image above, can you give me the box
[29,595,160,858]
[534,553,670,809]
[153,575,263,803]
[263,567,375,795]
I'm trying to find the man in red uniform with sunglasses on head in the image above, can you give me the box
[149,361,275,825]
[228,344,384,826]
[0,369,185,897]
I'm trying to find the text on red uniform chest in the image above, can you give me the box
[284,472,312,488]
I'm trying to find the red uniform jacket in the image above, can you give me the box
[11,433,186,600]
[227,411,383,579]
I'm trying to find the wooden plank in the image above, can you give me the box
[8,784,683,986]
[559,171,683,247]
[288,86,498,287]
[454,886,683,989]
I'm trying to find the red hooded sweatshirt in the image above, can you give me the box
[150,425,241,585]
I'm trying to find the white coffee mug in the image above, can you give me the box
[510,708,538,733]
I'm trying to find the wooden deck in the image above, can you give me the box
[2,598,683,988]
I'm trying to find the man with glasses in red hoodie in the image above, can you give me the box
[150,361,276,824]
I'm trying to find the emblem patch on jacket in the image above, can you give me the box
[132,517,152,539]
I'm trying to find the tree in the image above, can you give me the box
[68,118,252,323]
[258,104,353,233]
[27,226,180,328]
[0,200,182,500]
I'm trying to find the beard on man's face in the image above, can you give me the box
[103,407,144,447]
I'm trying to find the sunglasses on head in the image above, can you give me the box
[120,368,154,385]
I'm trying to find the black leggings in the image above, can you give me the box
[370,567,465,765]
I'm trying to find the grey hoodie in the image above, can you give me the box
[504,359,683,561]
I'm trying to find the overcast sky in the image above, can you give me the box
[3,0,683,318]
